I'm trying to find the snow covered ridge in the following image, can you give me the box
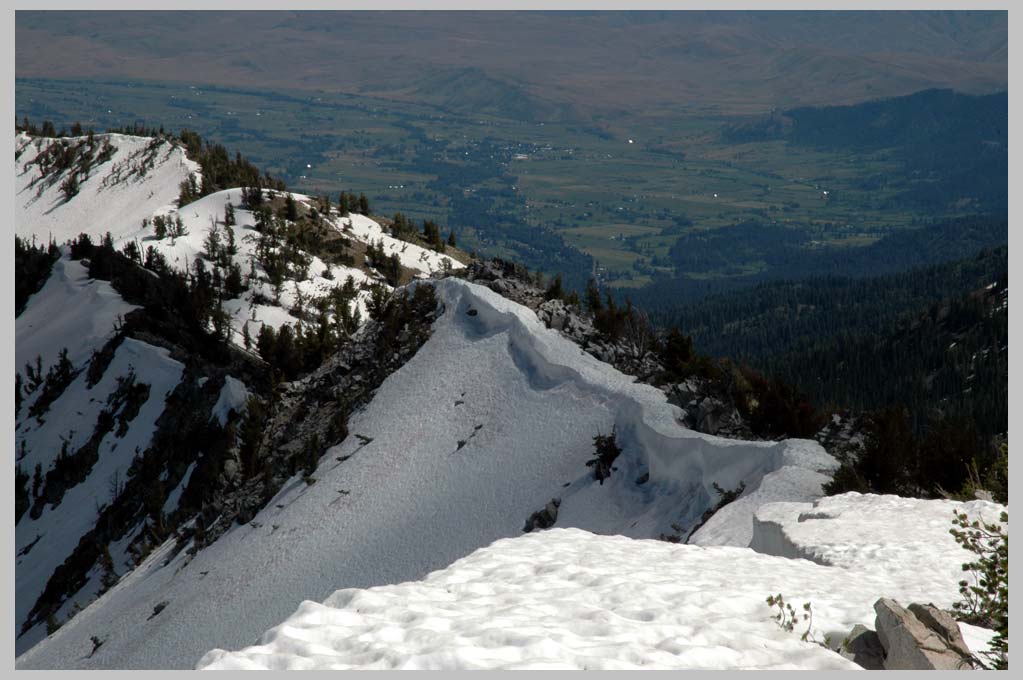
[435,278,839,548]
[16,132,463,350]
[15,276,837,669]
[198,491,1003,671]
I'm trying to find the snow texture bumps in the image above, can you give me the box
[198,529,861,670]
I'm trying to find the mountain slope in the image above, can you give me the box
[14,131,466,654]
[16,277,836,669]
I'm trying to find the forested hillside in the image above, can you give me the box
[664,247,1007,436]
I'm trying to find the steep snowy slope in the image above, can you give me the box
[198,508,1000,671]
[15,255,138,377]
[16,337,184,652]
[16,278,836,669]
[15,132,198,244]
[16,132,464,350]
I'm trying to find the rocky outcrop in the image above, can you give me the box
[523,498,561,533]
[667,379,749,438]
[873,599,980,670]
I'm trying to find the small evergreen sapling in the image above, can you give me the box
[950,509,1008,669]
[766,594,828,647]
[586,426,622,484]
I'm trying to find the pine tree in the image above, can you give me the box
[32,463,42,498]
[358,193,369,215]
[285,193,299,221]
[238,396,266,479]
[99,545,118,591]
[60,173,79,202]
[391,212,406,238]
[545,274,564,301]
[586,426,622,484]
[203,221,221,262]
[585,278,603,313]
[153,215,168,240]
[447,230,457,248]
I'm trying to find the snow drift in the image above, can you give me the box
[197,490,1001,671]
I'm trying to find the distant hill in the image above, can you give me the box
[404,67,574,122]
[15,11,1007,121]
[723,89,1007,212]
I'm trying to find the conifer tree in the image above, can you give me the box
[60,173,79,202]
[32,463,42,499]
[585,278,603,313]
[99,545,118,591]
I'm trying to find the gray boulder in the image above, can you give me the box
[874,598,980,670]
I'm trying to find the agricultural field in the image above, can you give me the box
[15,77,983,290]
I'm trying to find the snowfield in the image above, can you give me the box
[198,502,1000,671]
[751,493,1007,607]
[199,530,863,671]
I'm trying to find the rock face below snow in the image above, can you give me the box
[874,599,978,670]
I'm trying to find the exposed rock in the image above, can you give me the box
[697,397,732,435]
[906,603,975,660]
[874,598,980,670]
[523,498,561,533]
[813,411,866,464]
[838,624,885,670]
